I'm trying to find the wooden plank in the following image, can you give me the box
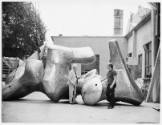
[146,47,160,102]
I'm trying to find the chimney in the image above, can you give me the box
[114,9,123,35]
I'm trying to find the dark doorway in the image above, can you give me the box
[81,54,99,75]
[138,54,142,78]
[144,42,152,78]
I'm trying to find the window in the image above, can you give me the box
[144,42,152,78]
[81,55,99,75]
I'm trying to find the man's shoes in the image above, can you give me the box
[107,104,114,109]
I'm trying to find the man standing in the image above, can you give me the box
[106,63,117,109]
[68,64,78,104]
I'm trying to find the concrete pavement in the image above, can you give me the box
[2,92,160,123]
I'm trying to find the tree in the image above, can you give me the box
[2,2,46,59]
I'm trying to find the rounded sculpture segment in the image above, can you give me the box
[2,59,44,100]
[47,44,96,64]
[80,69,103,105]
[5,60,26,85]
[114,69,143,105]
[99,70,143,106]
[92,41,144,106]
[72,47,96,63]
[21,59,44,86]
[28,45,46,60]
[43,44,96,102]
[78,69,99,88]
[42,47,71,102]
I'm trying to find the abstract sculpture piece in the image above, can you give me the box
[108,40,144,105]
[2,39,144,106]
[2,59,44,100]
[72,40,144,105]
[2,43,96,102]
[78,69,103,105]
[42,44,95,102]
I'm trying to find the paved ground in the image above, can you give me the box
[2,92,160,123]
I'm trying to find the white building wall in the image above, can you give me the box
[52,36,127,77]
[136,20,152,78]
[136,20,152,54]
[127,19,152,78]
[127,35,134,54]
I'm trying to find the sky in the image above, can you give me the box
[32,0,151,36]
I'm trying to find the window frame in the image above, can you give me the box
[144,42,152,78]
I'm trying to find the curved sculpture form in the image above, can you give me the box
[77,69,144,106]
[76,69,102,105]
[2,44,96,102]
[42,45,96,102]
[77,40,144,105]
[3,59,44,100]
[109,40,144,104]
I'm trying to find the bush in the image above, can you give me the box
[2,2,46,59]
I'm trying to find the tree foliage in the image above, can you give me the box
[2,2,46,58]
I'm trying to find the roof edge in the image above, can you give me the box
[125,12,151,38]
[51,35,126,38]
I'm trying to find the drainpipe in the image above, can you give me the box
[151,8,156,76]
[132,30,138,65]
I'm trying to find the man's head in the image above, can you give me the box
[108,63,113,71]
[72,64,77,71]
[69,64,72,70]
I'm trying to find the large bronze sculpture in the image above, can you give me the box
[2,39,144,106]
